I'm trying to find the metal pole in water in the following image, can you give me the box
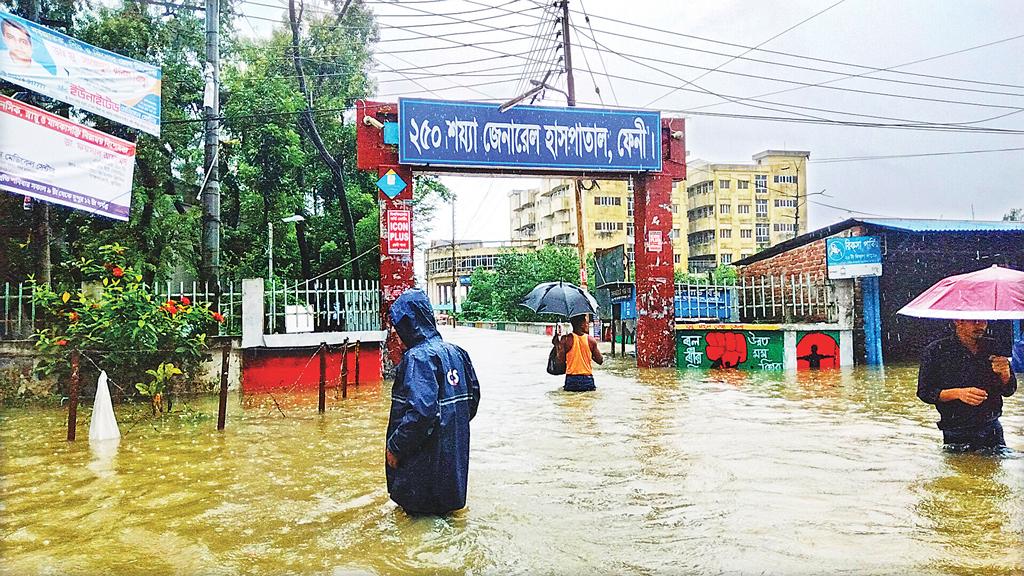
[217,342,230,430]
[318,342,327,413]
[354,340,361,386]
[341,338,350,399]
[67,350,80,441]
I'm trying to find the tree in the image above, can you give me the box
[1004,208,1023,221]
[460,245,580,321]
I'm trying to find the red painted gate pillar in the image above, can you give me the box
[355,100,414,369]
[378,164,414,368]
[633,118,686,368]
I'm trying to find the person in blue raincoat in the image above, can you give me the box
[385,289,481,515]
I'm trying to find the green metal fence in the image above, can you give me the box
[265,279,381,335]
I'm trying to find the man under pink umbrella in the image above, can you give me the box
[916,319,1017,452]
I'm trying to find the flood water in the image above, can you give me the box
[2,326,1022,575]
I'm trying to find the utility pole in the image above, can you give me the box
[201,0,221,289]
[451,199,457,325]
[24,0,51,286]
[561,0,587,288]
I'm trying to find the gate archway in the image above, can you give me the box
[355,99,685,368]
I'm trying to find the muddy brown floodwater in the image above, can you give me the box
[2,326,1022,575]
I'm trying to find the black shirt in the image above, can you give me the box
[917,336,1017,430]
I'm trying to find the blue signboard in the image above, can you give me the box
[398,98,662,172]
[826,235,882,279]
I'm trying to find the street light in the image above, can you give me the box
[268,214,306,281]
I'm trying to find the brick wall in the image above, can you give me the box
[739,226,864,281]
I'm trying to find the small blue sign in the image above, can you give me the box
[827,235,882,279]
[399,98,662,172]
[376,169,407,199]
[383,121,399,145]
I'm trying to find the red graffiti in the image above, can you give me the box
[705,331,748,368]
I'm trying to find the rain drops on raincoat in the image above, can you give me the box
[385,289,481,515]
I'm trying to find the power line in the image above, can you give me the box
[644,0,848,107]
[811,146,1024,163]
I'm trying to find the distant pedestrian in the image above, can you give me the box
[554,313,604,392]
[917,319,1017,451]
[385,289,481,515]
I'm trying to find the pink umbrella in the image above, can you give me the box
[897,265,1024,320]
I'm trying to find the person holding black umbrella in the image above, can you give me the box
[553,314,604,392]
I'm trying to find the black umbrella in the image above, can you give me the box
[520,281,599,318]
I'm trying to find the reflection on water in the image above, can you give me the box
[1,326,1022,575]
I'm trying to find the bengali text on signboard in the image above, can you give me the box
[0,95,136,220]
[826,235,882,279]
[399,98,662,172]
[0,10,161,135]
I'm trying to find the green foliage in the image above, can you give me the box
[135,362,182,414]
[460,245,581,322]
[675,265,738,285]
[1004,208,1023,221]
[31,244,221,393]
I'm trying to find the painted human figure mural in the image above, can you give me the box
[796,332,840,370]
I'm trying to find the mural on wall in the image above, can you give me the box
[796,331,840,370]
[677,329,784,371]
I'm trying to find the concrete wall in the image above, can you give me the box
[677,323,853,371]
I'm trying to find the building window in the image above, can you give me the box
[627,177,634,192]
[627,196,634,217]
[719,179,730,189]
[774,174,798,184]
[774,198,797,208]
[594,222,624,232]
[670,228,680,240]
[720,228,732,239]
[755,174,767,193]
[740,228,752,239]
[741,253,751,260]
[721,253,733,264]
[720,203,731,214]
[774,223,797,233]
[671,204,679,214]
[756,199,768,216]
[755,224,770,243]
[737,180,749,190]
[627,222,634,237]
[594,196,622,206]
[737,204,751,214]
[674,254,682,264]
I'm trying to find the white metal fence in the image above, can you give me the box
[675,273,837,324]
[265,279,380,335]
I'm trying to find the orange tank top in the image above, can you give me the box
[566,333,592,376]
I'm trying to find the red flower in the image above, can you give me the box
[180,296,191,306]
[212,312,225,323]
[68,311,79,322]
[111,266,124,278]
[56,339,68,346]
[163,300,178,315]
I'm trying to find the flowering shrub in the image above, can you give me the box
[32,244,223,400]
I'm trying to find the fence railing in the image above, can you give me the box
[675,273,837,324]
[265,279,380,335]
[1,280,244,340]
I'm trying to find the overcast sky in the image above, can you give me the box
[241,0,1024,247]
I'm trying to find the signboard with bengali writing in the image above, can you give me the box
[0,10,161,136]
[826,235,882,279]
[0,95,135,220]
[386,209,411,256]
[398,98,662,172]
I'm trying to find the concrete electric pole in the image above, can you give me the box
[201,0,221,289]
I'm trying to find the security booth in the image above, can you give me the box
[734,218,1024,364]
[598,281,636,356]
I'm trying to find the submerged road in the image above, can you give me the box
[1,326,1022,574]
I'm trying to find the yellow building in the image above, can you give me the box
[509,178,690,273]
[507,149,809,274]
[684,150,809,271]
[424,240,534,311]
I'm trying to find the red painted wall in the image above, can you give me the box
[242,345,382,393]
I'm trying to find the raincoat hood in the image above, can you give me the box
[389,289,440,348]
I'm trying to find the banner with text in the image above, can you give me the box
[399,98,662,172]
[0,95,136,220]
[386,209,412,256]
[0,10,161,135]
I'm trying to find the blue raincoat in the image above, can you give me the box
[385,290,481,515]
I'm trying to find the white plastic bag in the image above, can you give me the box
[89,370,120,441]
